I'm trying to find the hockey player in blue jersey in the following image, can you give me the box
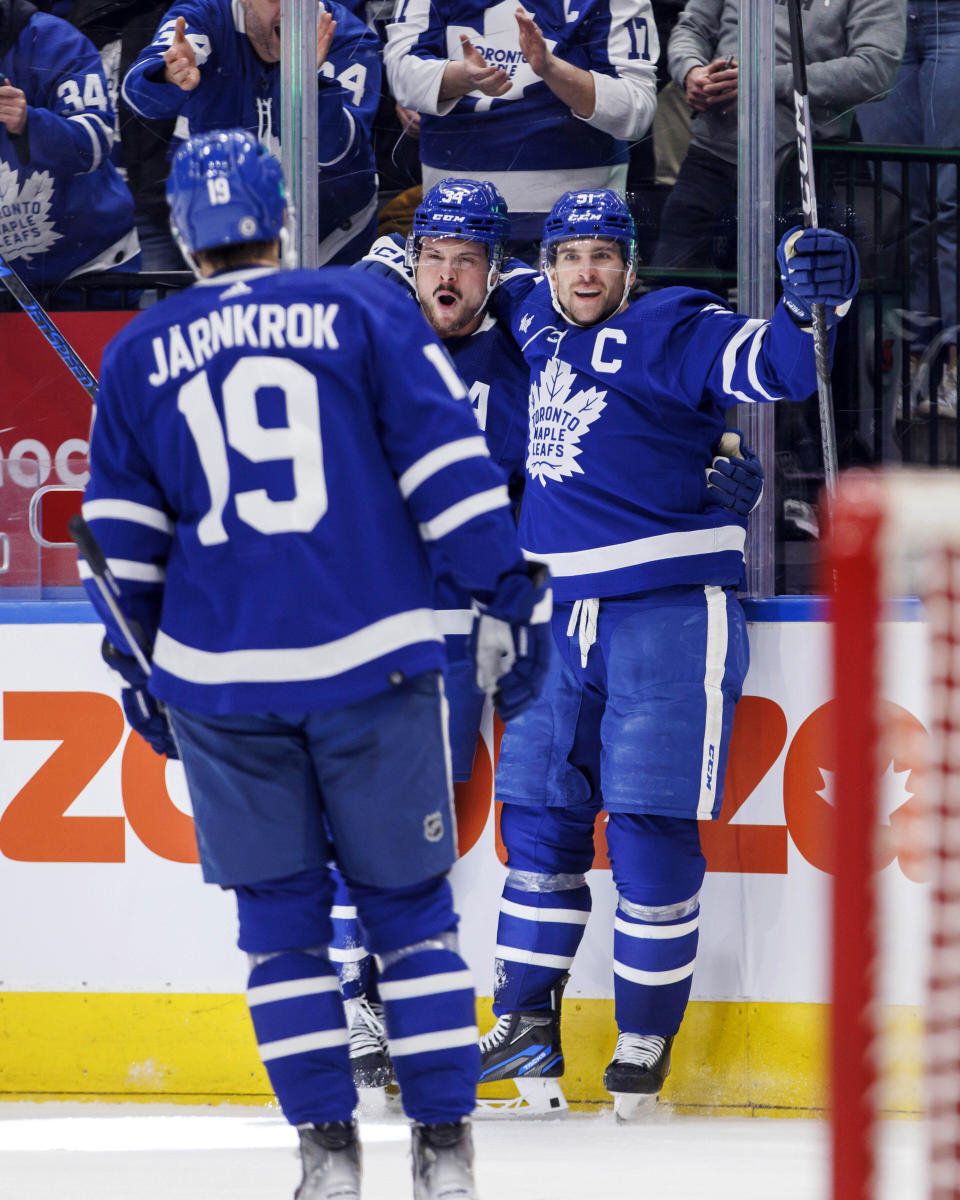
[0,0,140,302]
[332,178,530,1090]
[121,0,380,264]
[477,189,859,1117]
[80,129,554,1199]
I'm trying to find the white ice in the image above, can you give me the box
[0,1100,924,1199]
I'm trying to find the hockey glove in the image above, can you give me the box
[102,638,179,759]
[706,429,763,516]
[777,226,860,329]
[471,561,553,721]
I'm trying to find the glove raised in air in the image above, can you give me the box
[101,638,179,759]
[777,226,860,329]
[471,561,553,721]
[706,429,764,516]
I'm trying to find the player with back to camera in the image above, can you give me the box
[78,127,554,1200]
[475,188,859,1117]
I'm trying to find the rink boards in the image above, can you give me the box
[0,600,929,1114]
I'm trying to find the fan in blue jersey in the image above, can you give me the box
[80,129,554,1200]
[121,0,380,265]
[0,0,140,304]
[477,189,859,1118]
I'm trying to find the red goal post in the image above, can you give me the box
[825,468,960,1200]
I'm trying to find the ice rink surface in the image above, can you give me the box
[0,1100,924,1200]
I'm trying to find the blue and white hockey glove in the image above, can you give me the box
[471,561,553,721]
[777,226,859,329]
[101,638,179,759]
[706,429,763,516]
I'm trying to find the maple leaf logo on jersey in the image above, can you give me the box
[527,358,607,485]
[519,313,533,333]
[446,0,556,110]
[0,164,63,263]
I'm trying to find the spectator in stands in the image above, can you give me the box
[60,1,181,276]
[857,0,960,416]
[0,0,140,308]
[122,0,381,266]
[651,0,905,270]
[383,0,659,251]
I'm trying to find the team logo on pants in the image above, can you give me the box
[423,811,445,843]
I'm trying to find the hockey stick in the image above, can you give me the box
[785,0,839,492]
[0,253,98,402]
[68,513,152,676]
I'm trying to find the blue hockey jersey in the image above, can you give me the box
[0,9,138,291]
[81,266,527,714]
[494,270,823,599]
[384,0,658,238]
[359,233,528,652]
[121,0,380,263]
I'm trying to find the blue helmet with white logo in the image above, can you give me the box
[541,189,637,270]
[167,129,287,268]
[408,178,510,271]
[541,190,637,324]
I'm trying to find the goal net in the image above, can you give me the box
[825,467,960,1200]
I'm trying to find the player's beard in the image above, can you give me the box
[423,287,481,337]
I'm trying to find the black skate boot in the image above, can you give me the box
[476,974,568,1115]
[345,995,394,1089]
[295,1120,361,1199]
[411,1118,477,1200]
[603,1032,674,1121]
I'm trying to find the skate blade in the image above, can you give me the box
[612,1091,659,1122]
[474,1076,568,1119]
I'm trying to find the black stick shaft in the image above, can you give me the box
[0,255,98,402]
[786,0,839,492]
[69,514,152,676]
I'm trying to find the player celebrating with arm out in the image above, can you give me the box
[79,129,554,1200]
[478,189,859,1117]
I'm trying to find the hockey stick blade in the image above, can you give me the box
[69,513,153,676]
[786,0,839,493]
[0,255,98,402]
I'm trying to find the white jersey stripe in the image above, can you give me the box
[746,325,784,401]
[258,1028,349,1061]
[721,318,766,404]
[328,946,369,964]
[82,499,174,535]
[388,1025,479,1058]
[697,585,729,819]
[247,976,339,1006]
[524,524,745,578]
[613,959,696,987]
[614,915,700,940]
[499,898,590,925]
[76,558,165,583]
[435,608,475,636]
[152,608,443,685]
[398,437,490,499]
[377,969,474,1002]
[419,486,510,542]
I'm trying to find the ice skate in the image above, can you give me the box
[411,1118,477,1199]
[475,975,568,1116]
[603,1033,673,1121]
[295,1120,361,1199]
[345,995,394,1090]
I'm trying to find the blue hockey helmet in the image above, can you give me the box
[541,190,637,324]
[541,189,637,269]
[167,129,287,266]
[407,178,511,300]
